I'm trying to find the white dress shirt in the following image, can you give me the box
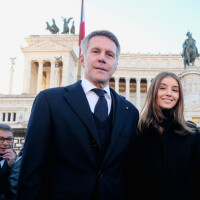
[0,158,5,168]
[81,78,112,115]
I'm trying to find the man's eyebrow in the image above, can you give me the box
[90,47,100,50]
[90,47,115,55]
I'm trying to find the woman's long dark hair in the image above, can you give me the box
[137,71,195,135]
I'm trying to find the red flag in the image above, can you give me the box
[79,0,85,51]
[77,0,85,80]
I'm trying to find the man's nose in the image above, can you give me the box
[2,139,9,145]
[98,53,106,63]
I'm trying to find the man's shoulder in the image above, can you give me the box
[40,81,81,95]
[124,98,138,113]
[110,88,138,112]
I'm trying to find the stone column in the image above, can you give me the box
[125,77,130,100]
[22,59,32,94]
[147,78,152,92]
[136,77,141,110]
[10,113,13,122]
[46,71,50,89]
[8,67,14,94]
[54,67,60,87]
[114,77,119,93]
[37,60,43,93]
[62,54,69,86]
[50,59,55,88]
[5,113,8,122]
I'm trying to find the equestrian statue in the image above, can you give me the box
[181,31,199,68]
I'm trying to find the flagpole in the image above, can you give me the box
[77,55,81,81]
[77,0,84,81]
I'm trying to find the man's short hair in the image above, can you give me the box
[0,123,13,134]
[81,30,121,60]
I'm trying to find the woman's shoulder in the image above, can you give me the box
[186,120,200,134]
[186,120,198,128]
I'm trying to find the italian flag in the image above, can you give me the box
[79,0,85,50]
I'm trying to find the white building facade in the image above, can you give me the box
[0,34,200,153]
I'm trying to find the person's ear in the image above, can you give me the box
[80,54,85,68]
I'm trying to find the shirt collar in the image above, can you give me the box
[81,78,111,99]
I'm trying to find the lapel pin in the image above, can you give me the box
[126,106,128,110]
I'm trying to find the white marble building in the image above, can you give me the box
[0,34,200,153]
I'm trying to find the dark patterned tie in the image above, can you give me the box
[92,89,108,122]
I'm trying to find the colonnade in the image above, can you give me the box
[1,112,17,122]
[22,57,154,110]
[112,76,153,110]
[22,58,68,94]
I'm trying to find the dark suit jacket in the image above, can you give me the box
[17,81,139,200]
[8,154,22,200]
[0,160,9,200]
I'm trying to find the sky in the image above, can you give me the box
[0,0,200,94]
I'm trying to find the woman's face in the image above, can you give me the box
[157,76,179,109]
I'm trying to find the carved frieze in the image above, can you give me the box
[22,35,79,52]
[22,40,70,52]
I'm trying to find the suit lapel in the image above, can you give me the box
[102,89,130,165]
[63,81,101,149]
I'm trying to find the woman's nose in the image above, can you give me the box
[166,89,172,96]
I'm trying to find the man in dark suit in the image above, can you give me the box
[0,123,16,200]
[17,30,139,200]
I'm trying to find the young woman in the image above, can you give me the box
[135,71,200,200]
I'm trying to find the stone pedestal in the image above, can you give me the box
[179,65,200,126]
[179,66,200,104]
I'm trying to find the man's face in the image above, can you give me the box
[0,130,13,156]
[81,36,118,89]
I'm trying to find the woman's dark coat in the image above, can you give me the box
[134,119,200,200]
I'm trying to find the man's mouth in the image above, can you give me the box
[94,67,107,71]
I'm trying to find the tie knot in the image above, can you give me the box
[92,89,106,97]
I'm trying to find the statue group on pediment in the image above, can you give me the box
[46,17,75,35]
